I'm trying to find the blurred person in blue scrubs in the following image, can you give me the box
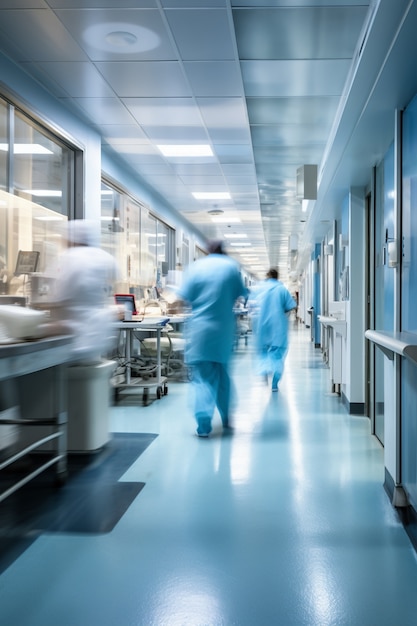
[178,240,246,437]
[255,268,296,392]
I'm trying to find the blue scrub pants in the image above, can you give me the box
[260,345,287,389]
[191,361,231,435]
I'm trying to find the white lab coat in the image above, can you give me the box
[50,244,118,362]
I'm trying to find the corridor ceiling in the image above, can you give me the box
[1,0,417,283]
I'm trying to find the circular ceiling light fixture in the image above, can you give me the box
[105,31,138,47]
[207,208,224,216]
[84,22,160,53]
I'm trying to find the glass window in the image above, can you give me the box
[0,188,67,299]
[0,98,76,302]
[0,98,8,190]
[13,111,72,216]
[100,179,175,301]
[141,210,157,291]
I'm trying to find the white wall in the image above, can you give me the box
[344,187,366,405]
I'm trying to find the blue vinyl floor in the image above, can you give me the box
[2,323,417,625]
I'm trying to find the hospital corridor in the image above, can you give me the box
[1,323,417,626]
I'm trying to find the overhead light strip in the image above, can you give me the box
[157,144,213,157]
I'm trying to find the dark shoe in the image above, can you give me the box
[222,424,234,436]
[196,430,210,438]
[196,417,212,437]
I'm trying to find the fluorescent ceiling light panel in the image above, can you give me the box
[0,143,53,155]
[157,144,213,157]
[23,189,62,197]
[210,216,241,223]
[192,192,231,200]
[224,233,247,239]
[34,215,64,221]
[230,242,251,247]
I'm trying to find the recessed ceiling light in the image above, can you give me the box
[0,143,53,155]
[34,215,64,221]
[193,192,231,200]
[158,145,213,157]
[230,242,251,247]
[105,31,137,47]
[224,233,247,239]
[210,216,241,223]
[208,209,224,216]
[84,22,159,53]
[22,189,62,197]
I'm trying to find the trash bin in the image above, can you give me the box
[67,359,115,453]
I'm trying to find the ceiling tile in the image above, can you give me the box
[184,61,243,97]
[0,10,88,62]
[164,9,235,60]
[178,175,226,186]
[221,164,255,176]
[251,125,329,147]
[197,97,248,128]
[246,96,340,126]
[241,60,351,97]
[20,62,71,98]
[122,98,202,126]
[101,125,149,142]
[169,163,223,176]
[0,1,47,7]
[233,6,368,60]
[96,61,191,97]
[214,144,254,163]
[141,126,209,142]
[162,1,226,7]
[35,62,115,98]
[232,0,369,5]
[50,0,157,7]
[71,97,136,125]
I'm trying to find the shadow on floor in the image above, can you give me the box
[0,432,157,574]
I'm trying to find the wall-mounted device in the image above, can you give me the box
[296,164,317,200]
[387,240,398,268]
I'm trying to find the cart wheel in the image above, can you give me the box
[164,384,168,395]
[143,389,149,406]
[156,386,162,399]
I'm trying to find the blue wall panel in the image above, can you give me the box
[401,93,417,506]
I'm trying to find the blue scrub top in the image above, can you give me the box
[179,254,246,364]
[255,278,296,351]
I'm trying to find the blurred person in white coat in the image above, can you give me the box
[41,219,118,363]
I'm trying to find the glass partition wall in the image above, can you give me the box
[0,97,74,302]
[100,180,175,311]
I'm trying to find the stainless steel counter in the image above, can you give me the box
[0,335,74,502]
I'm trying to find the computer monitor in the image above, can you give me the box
[14,250,40,276]
[114,293,137,315]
